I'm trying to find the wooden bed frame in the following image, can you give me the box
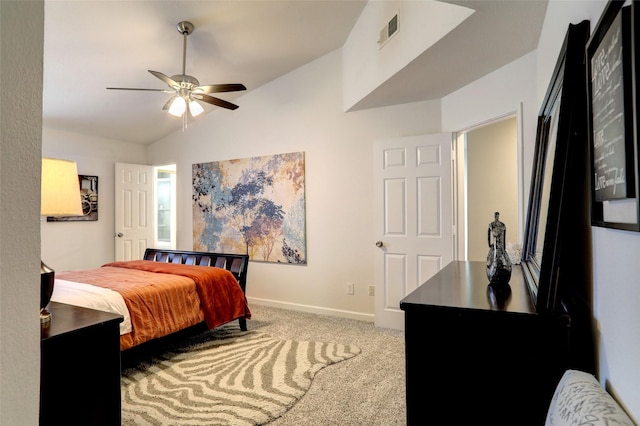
[143,248,250,331]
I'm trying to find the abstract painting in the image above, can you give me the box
[193,152,306,264]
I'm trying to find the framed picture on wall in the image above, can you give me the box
[587,0,640,230]
[193,152,306,264]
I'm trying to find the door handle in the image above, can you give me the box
[116,232,123,238]
[375,241,383,248]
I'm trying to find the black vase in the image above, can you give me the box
[486,212,512,284]
[487,244,512,284]
[41,260,55,322]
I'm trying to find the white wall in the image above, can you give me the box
[0,1,43,424]
[342,0,473,110]
[442,50,538,211]
[41,128,147,271]
[147,50,442,320]
[535,1,607,107]
[593,226,640,420]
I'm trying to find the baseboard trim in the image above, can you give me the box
[246,297,375,323]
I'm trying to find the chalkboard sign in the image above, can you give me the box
[588,4,634,202]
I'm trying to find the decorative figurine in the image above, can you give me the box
[486,211,512,285]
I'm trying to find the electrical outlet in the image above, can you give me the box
[346,282,354,295]
[368,285,375,296]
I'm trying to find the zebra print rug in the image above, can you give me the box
[121,327,361,425]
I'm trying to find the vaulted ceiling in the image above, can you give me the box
[43,1,547,145]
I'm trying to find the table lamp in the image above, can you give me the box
[40,158,83,322]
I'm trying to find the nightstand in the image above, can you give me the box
[40,302,123,426]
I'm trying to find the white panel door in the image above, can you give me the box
[115,163,154,261]
[374,134,454,330]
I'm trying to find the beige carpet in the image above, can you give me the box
[121,304,406,425]
[121,326,360,425]
[243,304,406,425]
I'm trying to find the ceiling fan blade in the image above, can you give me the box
[193,93,239,110]
[107,87,173,93]
[195,84,247,94]
[148,70,180,89]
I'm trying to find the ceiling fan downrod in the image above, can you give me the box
[176,21,194,77]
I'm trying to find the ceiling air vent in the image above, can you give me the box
[378,12,399,49]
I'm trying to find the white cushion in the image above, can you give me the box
[545,369,635,426]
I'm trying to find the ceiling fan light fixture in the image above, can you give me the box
[189,100,204,117]
[168,96,186,117]
[107,20,246,127]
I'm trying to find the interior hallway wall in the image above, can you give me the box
[0,1,43,424]
[466,117,518,261]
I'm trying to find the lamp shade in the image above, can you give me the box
[41,158,83,217]
[168,96,187,117]
[189,100,204,117]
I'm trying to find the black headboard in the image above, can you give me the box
[143,248,249,293]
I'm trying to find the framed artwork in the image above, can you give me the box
[587,0,640,230]
[47,175,98,222]
[193,152,306,264]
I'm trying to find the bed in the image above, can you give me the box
[51,248,251,350]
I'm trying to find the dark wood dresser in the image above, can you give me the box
[400,261,570,425]
[40,302,123,426]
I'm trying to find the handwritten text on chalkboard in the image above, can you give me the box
[590,10,630,201]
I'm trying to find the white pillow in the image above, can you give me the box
[545,369,635,426]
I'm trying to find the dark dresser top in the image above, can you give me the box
[400,261,537,315]
[41,301,123,341]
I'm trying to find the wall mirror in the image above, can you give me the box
[521,20,591,312]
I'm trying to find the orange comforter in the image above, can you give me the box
[56,260,251,350]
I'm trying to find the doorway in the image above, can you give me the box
[154,164,176,250]
[114,162,177,261]
[454,114,521,261]
[373,133,453,330]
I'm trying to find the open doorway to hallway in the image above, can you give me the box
[154,164,176,249]
[454,115,521,261]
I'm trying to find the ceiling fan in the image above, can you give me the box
[107,21,246,126]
